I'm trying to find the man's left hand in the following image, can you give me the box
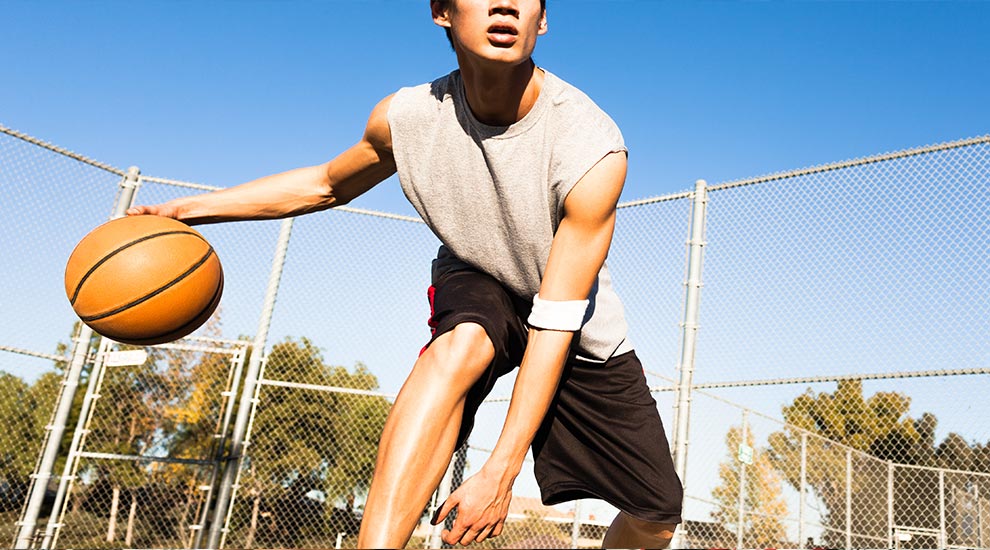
[432,466,512,546]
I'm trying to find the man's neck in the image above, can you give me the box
[456,57,544,127]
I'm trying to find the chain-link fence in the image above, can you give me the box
[2,122,988,548]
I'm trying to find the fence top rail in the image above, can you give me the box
[678,366,990,390]
[708,134,990,192]
[894,461,990,478]
[0,344,69,364]
[617,190,694,209]
[0,123,127,177]
[140,174,223,191]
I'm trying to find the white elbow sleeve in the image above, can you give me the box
[527,293,590,332]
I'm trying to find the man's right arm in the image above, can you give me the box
[127,95,396,225]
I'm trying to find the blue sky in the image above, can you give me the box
[3,0,988,215]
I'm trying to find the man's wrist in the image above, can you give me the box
[483,450,524,486]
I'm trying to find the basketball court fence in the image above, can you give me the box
[1,123,988,549]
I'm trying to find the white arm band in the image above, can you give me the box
[527,293,590,332]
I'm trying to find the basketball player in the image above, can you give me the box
[128,1,683,547]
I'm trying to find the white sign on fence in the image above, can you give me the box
[737,444,754,465]
[104,349,148,367]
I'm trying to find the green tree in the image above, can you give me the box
[0,324,93,528]
[0,373,39,497]
[765,379,990,547]
[769,381,918,546]
[711,424,788,548]
[231,337,389,548]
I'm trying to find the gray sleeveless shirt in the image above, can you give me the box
[387,69,633,362]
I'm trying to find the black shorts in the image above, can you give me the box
[423,268,683,524]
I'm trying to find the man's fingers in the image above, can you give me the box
[492,518,505,538]
[126,205,169,218]
[459,528,482,546]
[445,521,485,547]
[432,497,455,525]
[430,501,444,525]
[441,524,470,546]
[475,523,497,543]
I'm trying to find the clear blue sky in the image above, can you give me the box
[3,0,988,215]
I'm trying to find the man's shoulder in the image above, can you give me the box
[394,70,458,106]
[543,71,605,112]
[387,71,458,133]
[541,70,624,149]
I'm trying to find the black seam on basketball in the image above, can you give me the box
[80,247,216,322]
[69,229,207,305]
[115,275,223,345]
[158,273,224,339]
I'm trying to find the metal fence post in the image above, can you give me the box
[939,469,946,549]
[670,179,708,550]
[15,166,140,549]
[428,460,456,549]
[570,500,581,549]
[206,217,294,549]
[977,483,984,549]
[846,449,852,549]
[736,410,749,550]
[39,338,113,549]
[191,344,250,550]
[799,433,807,547]
[888,461,894,549]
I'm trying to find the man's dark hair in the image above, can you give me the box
[433,0,547,50]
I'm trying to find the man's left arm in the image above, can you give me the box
[435,151,627,546]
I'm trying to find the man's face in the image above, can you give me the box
[434,0,548,66]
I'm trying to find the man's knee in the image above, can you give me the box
[626,514,675,538]
[604,512,676,549]
[420,323,495,380]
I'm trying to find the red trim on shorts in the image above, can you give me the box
[419,284,438,356]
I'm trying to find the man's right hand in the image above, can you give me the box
[126,203,182,220]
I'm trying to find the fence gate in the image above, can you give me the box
[42,336,248,549]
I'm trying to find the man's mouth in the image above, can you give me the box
[487,23,518,46]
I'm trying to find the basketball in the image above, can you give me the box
[64,215,224,346]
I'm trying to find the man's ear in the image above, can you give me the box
[432,1,452,29]
[537,10,548,35]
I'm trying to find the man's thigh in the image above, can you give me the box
[423,268,529,447]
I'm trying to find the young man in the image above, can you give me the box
[128,1,682,547]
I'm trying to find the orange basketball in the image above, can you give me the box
[64,215,223,346]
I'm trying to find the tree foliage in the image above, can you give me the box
[0,322,95,513]
[245,336,387,502]
[711,424,788,548]
[228,336,390,548]
[768,380,990,547]
[0,373,39,484]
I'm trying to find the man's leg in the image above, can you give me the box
[357,323,495,548]
[602,512,676,549]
